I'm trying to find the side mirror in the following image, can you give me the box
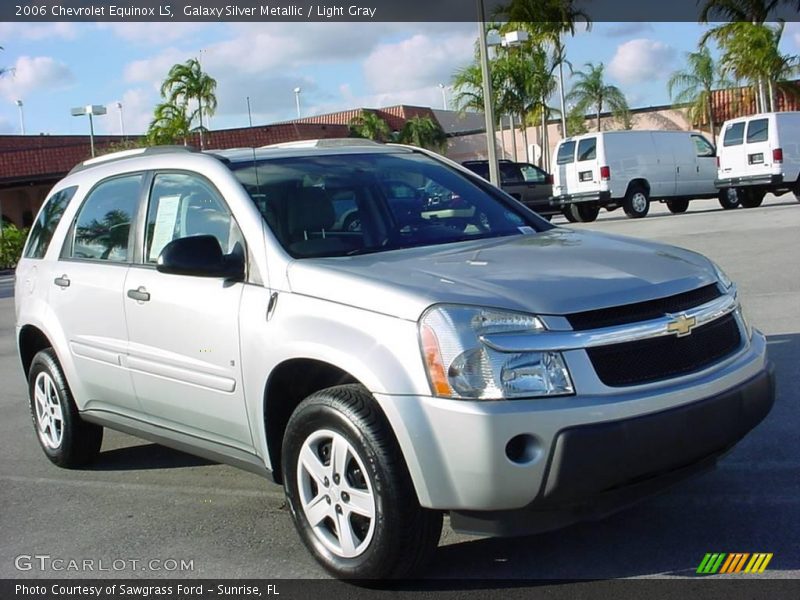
[157,235,244,280]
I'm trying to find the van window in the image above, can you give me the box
[68,174,142,263]
[746,119,769,143]
[691,135,715,158]
[557,141,576,165]
[24,186,77,259]
[723,122,745,147]
[576,138,597,161]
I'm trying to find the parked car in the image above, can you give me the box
[15,140,773,579]
[462,159,557,218]
[716,111,800,208]
[551,130,725,221]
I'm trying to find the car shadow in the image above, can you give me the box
[405,332,799,582]
[90,442,216,471]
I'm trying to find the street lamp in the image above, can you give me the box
[71,104,107,157]
[476,0,500,185]
[438,83,448,110]
[293,87,302,119]
[15,100,25,135]
[115,101,125,138]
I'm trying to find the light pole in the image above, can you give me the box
[438,83,448,110]
[15,100,25,135]
[293,87,302,119]
[115,101,125,138]
[476,0,500,186]
[71,104,107,157]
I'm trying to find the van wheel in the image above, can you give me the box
[563,207,578,223]
[666,199,690,214]
[739,189,765,208]
[567,203,599,223]
[623,186,650,218]
[282,384,442,579]
[28,349,103,468]
[718,188,740,210]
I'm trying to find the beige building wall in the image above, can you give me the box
[0,184,52,228]
[445,106,702,169]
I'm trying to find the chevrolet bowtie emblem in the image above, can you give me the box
[667,314,697,337]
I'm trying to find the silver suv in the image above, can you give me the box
[15,141,774,579]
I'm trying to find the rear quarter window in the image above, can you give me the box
[557,141,576,165]
[723,122,745,147]
[746,119,769,143]
[23,186,77,259]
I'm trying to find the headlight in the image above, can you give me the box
[419,305,574,400]
[711,261,733,290]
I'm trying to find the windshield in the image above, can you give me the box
[228,151,544,258]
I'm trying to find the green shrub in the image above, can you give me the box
[0,224,29,269]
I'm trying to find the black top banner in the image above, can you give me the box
[4,0,800,22]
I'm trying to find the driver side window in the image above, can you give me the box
[145,172,244,264]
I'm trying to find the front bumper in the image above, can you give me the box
[373,331,772,533]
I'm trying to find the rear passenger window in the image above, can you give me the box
[557,141,576,165]
[577,138,597,161]
[24,186,77,259]
[69,174,142,262]
[746,119,769,143]
[723,123,745,147]
[145,172,244,263]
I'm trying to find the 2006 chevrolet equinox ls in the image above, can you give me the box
[14,140,774,578]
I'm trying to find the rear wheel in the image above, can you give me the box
[739,189,765,208]
[282,385,442,579]
[567,203,599,223]
[718,188,740,210]
[623,186,650,218]
[666,198,690,214]
[563,207,578,222]
[28,349,103,468]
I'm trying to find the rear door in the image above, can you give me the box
[574,136,599,197]
[719,120,747,179]
[553,140,577,197]
[742,117,771,178]
[123,171,253,448]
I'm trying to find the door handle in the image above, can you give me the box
[54,275,70,288]
[127,287,151,302]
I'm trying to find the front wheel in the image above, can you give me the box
[282,385,442,579]
[28,349,103,468]
[623,186,650,218]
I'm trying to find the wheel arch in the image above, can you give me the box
[18,324,54,378]
[625,178,651,197]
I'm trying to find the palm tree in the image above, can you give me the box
[668,47,730,139]
[398,116,447,153]
[147,101,192,146]
[496,0,591,136]
[348,112,392,142]
[160,58,217,149]
[567,62,628,132]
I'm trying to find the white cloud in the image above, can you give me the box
[97,88,156,135]
[0,55,75,101]
[608,39,676,86]
[362,32,474,94]
[97,23,210,45]
[0,22,79,41]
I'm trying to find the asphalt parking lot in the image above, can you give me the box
[0,195,798,582]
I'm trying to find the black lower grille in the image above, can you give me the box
[567,284,722,330]
[587,313,742,387]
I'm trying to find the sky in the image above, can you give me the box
[1,20,799,136]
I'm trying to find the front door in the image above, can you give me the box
[123,171,252,448]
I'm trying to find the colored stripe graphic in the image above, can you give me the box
[697,553,726,574]
[697,553,773,574]
[744,553,773,573]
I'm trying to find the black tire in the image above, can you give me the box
[282,384,442,579]
[563,207,578,223]
[623,185,650,218]
[666,198,690,214]
[718,188,740,210]
[28,349,103,468]
[567,203,599,223]
[739,189,765,209]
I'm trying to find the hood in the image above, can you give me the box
[287,228,718,321]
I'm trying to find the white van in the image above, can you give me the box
[716,112,800,208]
[551,130,721,221]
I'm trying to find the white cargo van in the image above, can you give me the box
[716,112,800,208]
[551,130,722,221]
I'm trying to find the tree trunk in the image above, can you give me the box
[509,114,518,161]
[768,80,775,113]
[521,114,529,163]
[706,94,715,142]
[499,115,506,159]
[541,104,548,170]
[197,97,204,150]
[596,104,602,132]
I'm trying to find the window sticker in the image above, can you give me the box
[149,195,181,262]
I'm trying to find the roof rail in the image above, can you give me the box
[68,145,200,175]
[262,138,383,149]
